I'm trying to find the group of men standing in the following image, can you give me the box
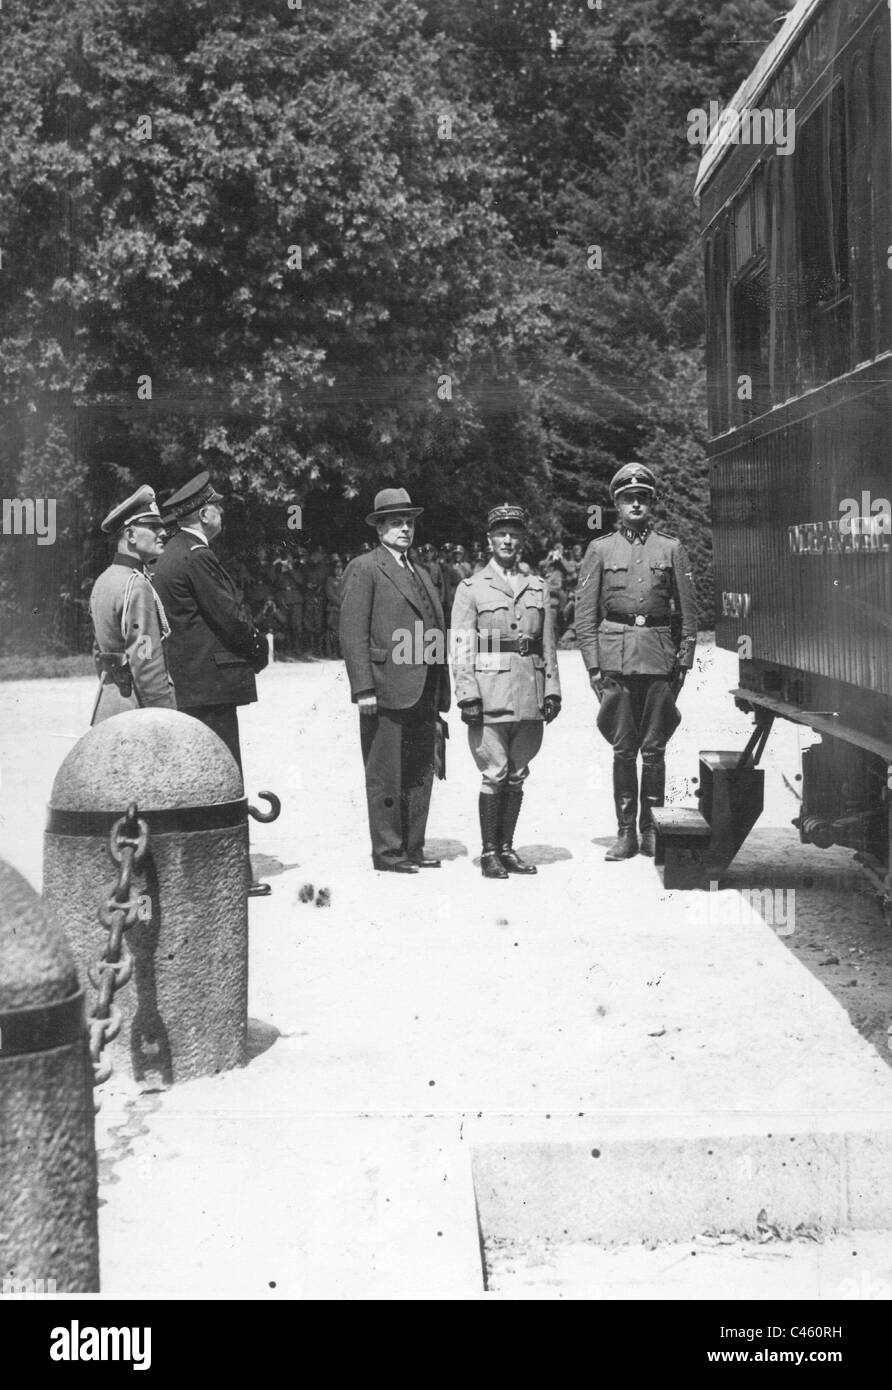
[339,466,697,874]
[88,471,271,893]
[87,461,697,883]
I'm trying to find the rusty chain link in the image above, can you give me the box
[88,802,149,1093]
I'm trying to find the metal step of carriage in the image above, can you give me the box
[653,747,767,890]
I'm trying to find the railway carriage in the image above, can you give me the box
[658,0,892,911]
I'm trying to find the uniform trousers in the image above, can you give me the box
[186,704,243,774]
[468,720,543,794]
[595,674,680,760]
[359,667,439,864]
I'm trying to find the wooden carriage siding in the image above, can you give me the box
[695,0,892,721]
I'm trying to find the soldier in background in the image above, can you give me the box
[272,549,305,659]
[323,557,344,657]
[302,544,329,655]
[89,485,176,724]
[416,542,447,608]
[451,502,561,879]
[576,463,697,860]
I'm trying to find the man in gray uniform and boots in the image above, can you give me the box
[451,502,561,879]
[576,464,697,860]
[89,485,176,724]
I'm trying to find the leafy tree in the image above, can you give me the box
[0,0,795,646]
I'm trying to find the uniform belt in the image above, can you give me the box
[603,613,669,628]
[478,635,543,656]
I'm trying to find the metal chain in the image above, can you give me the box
[88,802,149,1092]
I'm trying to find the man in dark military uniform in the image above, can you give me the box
[153,470,268,767]
[339,487,451,873]
[576,464,697,860]
[451,503,562,879]
[153,472,270,892]
[89,485,176,724]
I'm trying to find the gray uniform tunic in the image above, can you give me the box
[451,562,561,721]
[89,554,176,723]
[575,527,697,675]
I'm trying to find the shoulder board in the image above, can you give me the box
[189,543,207,552]
[460,576,473,587]
[653,530,677,540]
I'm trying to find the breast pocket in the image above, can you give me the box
[476,599,510,649]
[649,562,672,595]
[603,563,629,594]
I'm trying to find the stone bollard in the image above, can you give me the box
[43,709,256,1087]
[0,859,100,1293]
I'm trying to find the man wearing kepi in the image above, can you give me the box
[339,487,450,873]
[576,464,697,860]
[89,485,176,724]
[451,503,561,879]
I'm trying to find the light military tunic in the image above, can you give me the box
[89,554,176,723]
[575,527,698,676]
[450,561,561,722]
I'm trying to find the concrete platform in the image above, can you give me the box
[2,643,892,1297]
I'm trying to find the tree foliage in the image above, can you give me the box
[0,0,793,646]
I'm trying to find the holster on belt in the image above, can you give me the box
[95,651,133,699]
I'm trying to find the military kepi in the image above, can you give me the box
[100,485,165,535]
[365,487,424,525]
[162,471,225,525]
[609,463,656,499]
[486,502,528,531]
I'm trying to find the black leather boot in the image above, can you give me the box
[639,756,666,857]
[499,782,537,874]
[480,790,509,878]
[605,757,639,860]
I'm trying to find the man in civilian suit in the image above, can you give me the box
[339,487,451,873]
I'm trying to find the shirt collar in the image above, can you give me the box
[112,552,144,571]
[179,526,208,546]
[617,522,652,545]
[383,543,413,569]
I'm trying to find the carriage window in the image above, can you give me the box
[730,173,770,421]
[732,268,770,419]
[794,84,852,381]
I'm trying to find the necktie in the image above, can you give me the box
[401,555,430,607]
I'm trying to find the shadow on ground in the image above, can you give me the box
[247,1018,280,1061]
[249,854,297,879]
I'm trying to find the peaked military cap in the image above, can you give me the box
[486,501,528,531]
[100,485,165,535]
[609,463,656,499]
[365,487,424,526]
[161,471,225,524]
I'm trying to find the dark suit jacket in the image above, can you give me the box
[153,529,259,708]
[339,546,451,712]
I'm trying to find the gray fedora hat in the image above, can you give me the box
[365,487,424,526]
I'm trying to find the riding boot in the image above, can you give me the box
[498,781,537,874]
[605,757,639,860]
[479,789,509,879]
[639,756,665,857]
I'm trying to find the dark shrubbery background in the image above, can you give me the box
[0,0,792,651]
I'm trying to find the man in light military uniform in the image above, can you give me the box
[451,503,561,879]
[576,463,697,860]
[89,485,176,724]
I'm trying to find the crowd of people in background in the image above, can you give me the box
[214,537,589,660]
